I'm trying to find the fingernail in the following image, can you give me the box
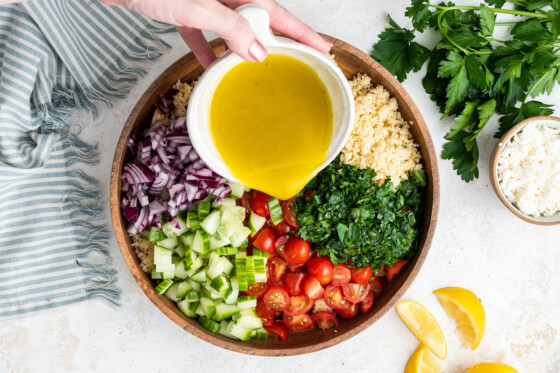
[323,37,333,47]
[249,41,267,62]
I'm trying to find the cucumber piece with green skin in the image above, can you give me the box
[227,323,252,341]
[153,245,173,265]
[177,299,197,318]
[177,280,194,298]
[197,200,212,219]
[267,198,283,225]
[182,246,196,269]
[219,321,238,339]
[184,291,201,302]
[237,295,257,309]
[216,246,238,255]
[155,263,175,273]
[233,308,258,320]
[162,271,175,280]
[190,267,208,283]
[171,253,183,264]
[221,206,246,223]
[165,282,182,302]
[229,182,245,199]
[186,211,201,229]
[151,268,162,280]
[156,237,178,250]
[254,258,267,283]
[162,214,187,237]
[154,279,173,294]
[213,197,236,208]
[252,248,268,259]
[198,316,221,334]
[230,226,251,248]
[148,228,166,242]
[174,243,185,258]
[192,229,211,254]
[213,303,241,322]
[209,232,230,250]
[208,257,234,280]
[179,233,194,248]
[207,251,220,268]
[251,329,269,340]
[210,275,231,295]
[185,257,204,277]
[199,297,216,319]
[174,260,189,279]
[200,210,221,235]
[245,256,256,286]
[248,212,266,237]
[236,315,263,330]
[202,284,223,301]
[225,276,239,305]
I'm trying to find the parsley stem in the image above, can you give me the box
[429,4,548,19]
[437,9,470,54]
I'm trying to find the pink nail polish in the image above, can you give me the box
[249,41,267,62]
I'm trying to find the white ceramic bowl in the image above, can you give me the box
[490,116,560,225]
[186,4,355,188]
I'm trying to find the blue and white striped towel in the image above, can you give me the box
[0,0,174,319]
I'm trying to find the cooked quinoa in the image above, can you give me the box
[150,80,196,125]
[132,234,154,272]
[341,73,423,185]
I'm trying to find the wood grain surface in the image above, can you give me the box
[110,35,440,356]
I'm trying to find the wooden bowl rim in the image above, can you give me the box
[489,115,560,226]
[110,36,440,355]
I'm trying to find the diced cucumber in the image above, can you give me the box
[162,271,175,279]
[252,248,268,259]
[155,263,175,273]
[210,275,230,295]
[174,260,189,279]
[174,243,185,258]
[148,228,166,242]
[214,303,241,322]
[245,257,256,286]
[209,232,230,250]
[151,268,162,280]
[182,246,197,269]
[248,212,266,237]
[219,321,238,339]
[214,197,236,208]
[230,226,251,248]
[252,328,269,340]
[198,316,221,334]
[221,206,246,224]
[179,233,194,248]
[199,297,216,319]
[162,215,187,237]
[177,280,194,298]
[192,229,211,254]
[254,258,267,283]
[200,210,221,235]
[236,315,263,330]
[202,283,223,301]
[237,295,257,309]
[229,182,245,199]
[225,276,239,305]
[237,308,258,318]
[177,299,197,318]
[208,257,234,280]
[187,211,201,229]
[185,290,200,302]
[153,245,173,265]
[197,200,212,219]
[227,323,252,341]
[190,267,208,283]
[185,257,204,277]
[165,282,182,302]
[216,246,238,255]
[208,251,220,268]
[267,198,283,225]
[172,253,183,264]
[154,279,173,294]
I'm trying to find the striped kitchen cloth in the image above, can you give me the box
[0,0,174,319]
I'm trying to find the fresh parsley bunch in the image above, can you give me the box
[294,160,425,270]
[371,0,559,182]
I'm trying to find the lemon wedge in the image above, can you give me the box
[464,362,519,373]
[405,345,441,373]
[396,300,447,359]
[433,287,486,350]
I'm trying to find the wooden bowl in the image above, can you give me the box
[489,116,560,226]
[110,36,440,355]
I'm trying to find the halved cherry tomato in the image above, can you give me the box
[274,236,288,258]
[256,298,276,319]
[350,266,373,284]
[385,259,409,282]
[332,264,351,286]
[251,191,271,218]
[281,198,299,228]
[307,257,334,285]
[371,277,383,298]
[262,317,274,327]
[323,284,350,310]
[303,190,316,200]
[253,227,276,252]
[267,257,288,285]
[360,289,374,314]
[271,221,292,237]
[245,282,269,298]
[281,273,306,296]
[283,312,313,331]
[335,302,359,318]
[283,238,310,265]
[304,276,325,300]
[240,191,252,216]
[342,283,370,304]
[265,321,289,340]
[263,285,290,311]
[287,262,305,273]
[312,311,339,330]
[284,295,313,316]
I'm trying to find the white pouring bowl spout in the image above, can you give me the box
[186,4,355,190]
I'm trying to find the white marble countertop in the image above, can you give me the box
[2,1,559,372]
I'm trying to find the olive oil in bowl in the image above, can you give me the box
[209,54,333,200]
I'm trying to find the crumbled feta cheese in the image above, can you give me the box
[497,122,560,217]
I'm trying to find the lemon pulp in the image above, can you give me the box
[209,54,333,200]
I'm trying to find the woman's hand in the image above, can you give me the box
[100,0,332,68]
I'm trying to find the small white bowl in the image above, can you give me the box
[490,116,560,225]
[186,4,354,188]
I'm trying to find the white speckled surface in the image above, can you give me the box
[2,1,559,372]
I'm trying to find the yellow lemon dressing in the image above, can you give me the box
[209,54,333,199]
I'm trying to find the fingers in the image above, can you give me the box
[220,0,332,54]
[176,26,217,68]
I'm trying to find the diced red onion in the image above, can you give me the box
[156,96,175,114]
[124,206,139,223]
